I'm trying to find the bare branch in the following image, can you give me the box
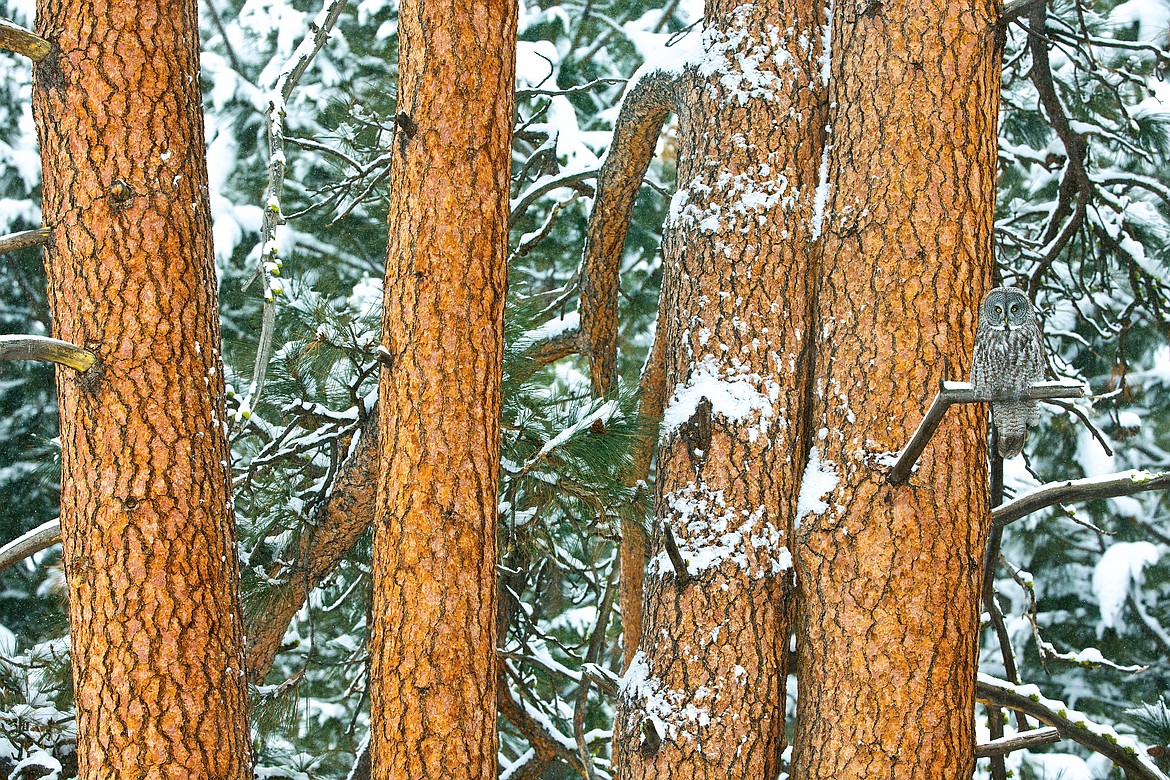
[976,727,1061,758]
[0,17,51,61]
[579,69,679,396]
[497,666,588,779]
[888,380,1087,485]
[976,675,1169,780]
[510,169,599,228]
[0,227,50,255]
[660,523,692,586]
[993,469,1170,528]
[0,519,60,574]
[0,335,97,372]
[1000,0,1045,25]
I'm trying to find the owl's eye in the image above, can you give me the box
[994,305,1002,314]
[1010,304,1018,313]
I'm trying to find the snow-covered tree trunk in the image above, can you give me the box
[366,0,516,776]
[611,0,827,775]
[790,1,1002,777]
[30,0,252,777]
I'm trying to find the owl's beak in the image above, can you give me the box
[1002,311,1012,330]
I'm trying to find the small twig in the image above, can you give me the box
[0,335,97,372]
[660,524,691,585]
[1000,0,1046,25]
[993,469,1170,528]
[976,727,1061,758]
[0,519,61,574]
[888,380,1087,485]
[0,17,51,61]
[510,169,600,228]
[1044,397,1113,455]
[0,227,50,256]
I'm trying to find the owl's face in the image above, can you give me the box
[980,287,1031,331]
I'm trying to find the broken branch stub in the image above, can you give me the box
[0,335,97,372]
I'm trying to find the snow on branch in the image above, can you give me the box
[0,17,51,62]
[887,380,1087,485]
[0,335,97,372]
[993,469,1170,528]
[0,519,60,574]
[579,68,680,396]
[0,227,49,256]
[976,674,1169,780]
[239,0,349,422]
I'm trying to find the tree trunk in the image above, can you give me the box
[30,1,252,778]
[790,1,1002,777]
[366,0,516,777]
[612,0,826,776]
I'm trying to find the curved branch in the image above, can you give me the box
[976,675,1169,780]
[0,227,50,255]
[0,18,51,61]
[579,69,680,396]
[993,469,1170,528]
[0,335,97,371]
[0,519,60,574]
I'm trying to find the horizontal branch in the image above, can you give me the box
[0,519,61,574]
[888,380,1087,484]
[0,335,97,372]
[0,227,50,255]
[975,727,1060,758]
[977,675,1169,780]
[994,469,1170,528]
[0,18,51,61]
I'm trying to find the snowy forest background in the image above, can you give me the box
[1,0,1170,777]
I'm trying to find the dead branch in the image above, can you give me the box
[579,68,680,396]
[976,676,1169,780]
[0,335,97,372]
[498,665,588,780]
[0,18,51,61]
[0,227,50,255]
[976,727,1061,758]
[993,469,1170,528]
[888,380,1087,485]
[0,519,61,574]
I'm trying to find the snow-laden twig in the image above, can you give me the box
[0,519,60,574]
[0,227,49,256]
[976,674,1169,780]
[0,17,51,61]
[993,469,1170,527]
[976,727,1060,758]
[239,0,350,422]
[888,380,1087,485]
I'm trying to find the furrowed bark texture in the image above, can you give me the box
[791,2,1002,777]
[368,0,516,776]
[613,1,825,776]
[31,1,252,778]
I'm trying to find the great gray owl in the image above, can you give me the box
[971,286,1047,459]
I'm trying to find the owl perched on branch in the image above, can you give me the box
[971,286,1047,459]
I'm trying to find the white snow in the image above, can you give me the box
[1093,541,1160,635]
[810,138,831,240]
[524,311,580,342]
[795,446,838,527]
[618,651,714,743]
[660,355,781,443]
[1111,0,1170,42]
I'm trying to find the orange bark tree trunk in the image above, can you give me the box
[611,0,825,776]
[790,1,1002,777]
[30,1,252,778]
[367,0,516,777]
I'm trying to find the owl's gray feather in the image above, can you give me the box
[970,287,1046,458]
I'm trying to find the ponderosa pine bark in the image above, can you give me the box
[790,1,1002,777]
[367,0,516,776]
[609,0,826,776]
[30,1,252,777]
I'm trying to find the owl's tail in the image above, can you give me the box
[993,400,1036,459]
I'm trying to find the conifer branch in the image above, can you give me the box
[993,469,1170,528]
[580,69,680,396]
[0,18,51,62]
[888,380,1087,484]
[0,227,50,255]
[976,675,1169,780]
[0,335,97,372]
[975,727,1061,757]
[0,519,60,574]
